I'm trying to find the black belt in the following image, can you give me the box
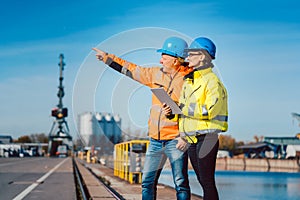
[152,138,172,143]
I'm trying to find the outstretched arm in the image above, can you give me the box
[92,47,155,86]
[93,47,127,74]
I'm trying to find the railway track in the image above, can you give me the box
[73,158,125,200]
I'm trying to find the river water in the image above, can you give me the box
[158,170,300,200]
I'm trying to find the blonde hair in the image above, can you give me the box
[201,50,213,63]
[201,50,214,68]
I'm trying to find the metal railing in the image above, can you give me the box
[114,140,149,184]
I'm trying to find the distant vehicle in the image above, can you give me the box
[56,145,68,157]
[19,148,30,157]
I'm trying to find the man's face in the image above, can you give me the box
[187,50,204,68]
[159,54,177,73]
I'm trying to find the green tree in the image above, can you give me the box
[219,134,235,150]
[15,135,32,143]
[30,133,48,143]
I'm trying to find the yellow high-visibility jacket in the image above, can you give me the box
[178,67,228,136]
[102,54,192,140]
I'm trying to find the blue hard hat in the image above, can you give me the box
[185,37,216,59]
[157,37,188,58]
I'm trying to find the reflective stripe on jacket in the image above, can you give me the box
[178,67,228,136]
[102,54,192,140]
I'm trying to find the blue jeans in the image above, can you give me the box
[142,138,190,200]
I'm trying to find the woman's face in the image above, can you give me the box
[187,51,204,68]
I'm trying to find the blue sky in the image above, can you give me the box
[1,0,300,142]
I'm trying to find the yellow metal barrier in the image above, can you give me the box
[114,140,149,184]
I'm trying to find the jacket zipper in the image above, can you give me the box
[182,80,201,143]
[157,69,180,140]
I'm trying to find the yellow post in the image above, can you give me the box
[125,142,129,181]
[114,145,118,176]
[86,150,91,163]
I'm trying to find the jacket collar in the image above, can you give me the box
[161,64,192,76]
[184,66,213,80]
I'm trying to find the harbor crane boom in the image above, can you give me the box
[291,112,300,126]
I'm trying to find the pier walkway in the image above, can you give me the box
[76,158,203,200]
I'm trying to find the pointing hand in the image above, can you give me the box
[92,47,107,61]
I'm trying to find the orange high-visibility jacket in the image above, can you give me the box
[102,54,191,140]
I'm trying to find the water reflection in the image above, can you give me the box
[158,170,300,200]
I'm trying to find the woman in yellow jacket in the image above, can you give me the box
[93,37,192,200]
[163,37,228,200]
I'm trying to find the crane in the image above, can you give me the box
[291,112,300,139]
[48,54,73,156]
[291,113,300,126]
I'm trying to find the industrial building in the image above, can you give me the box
[237,135,300,159]
[0,135,13,144]
[77,112,122,154]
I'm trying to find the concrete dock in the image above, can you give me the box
[76,158,203,200]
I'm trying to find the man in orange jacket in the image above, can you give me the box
[93,36,192,200]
